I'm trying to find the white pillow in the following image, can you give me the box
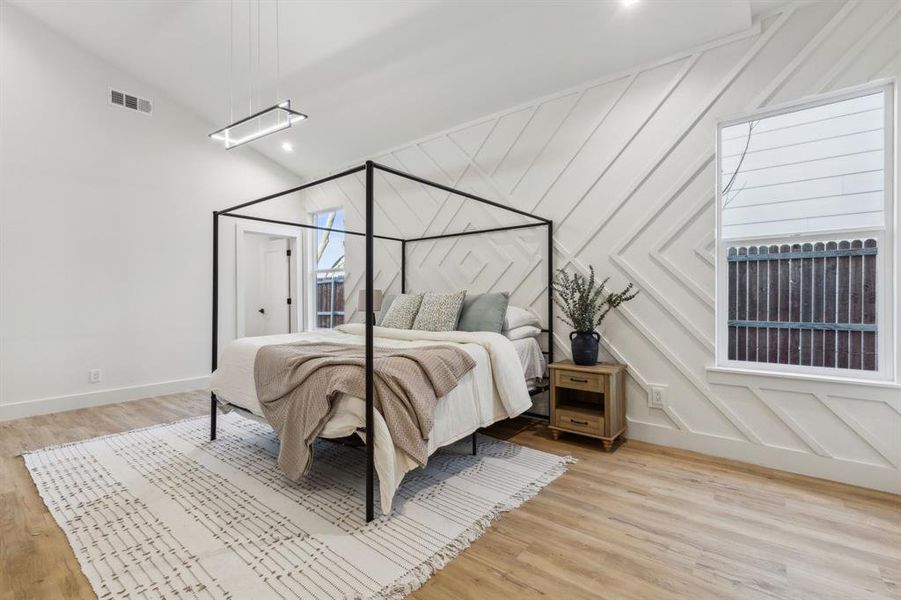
[504,305,541,330]
[503,325,542,340]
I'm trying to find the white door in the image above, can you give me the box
[260,238,290,335]
[243,234,293,336]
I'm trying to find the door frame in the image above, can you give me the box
[235,221,304,338]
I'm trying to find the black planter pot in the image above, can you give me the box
[570,331,600,366]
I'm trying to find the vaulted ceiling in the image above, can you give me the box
[11,0,772,177]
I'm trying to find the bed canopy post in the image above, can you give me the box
[365,161,376,523]
[211,160,553,521]
[211,210,219,441]
[400,240,406,294]
[547,220,554,366]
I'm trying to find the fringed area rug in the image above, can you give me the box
[24,412,572,599]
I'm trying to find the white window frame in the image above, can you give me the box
[307,207,346,330]
[715,80,896,382]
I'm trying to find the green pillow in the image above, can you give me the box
[457,292,510,333]
[376,294,397,326]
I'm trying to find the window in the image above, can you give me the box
[716,83,894,378]
[311,209,345,328]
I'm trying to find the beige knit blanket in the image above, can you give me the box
[253,341,476,481]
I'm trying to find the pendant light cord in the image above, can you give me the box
[256,0,261,112]
[228,0,233,123]
[222,0,285,130]
[275,0,280,102]
[247,0,252,115]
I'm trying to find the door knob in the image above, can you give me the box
[258,308,265,314]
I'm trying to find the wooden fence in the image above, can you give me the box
[727,239,877,371]
[316,275,345,328]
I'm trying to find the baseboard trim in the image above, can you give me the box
[627,419,901,495]
[0,376,210,422]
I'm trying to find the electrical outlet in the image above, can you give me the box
[648,384,667,409]
[89,369,102,384]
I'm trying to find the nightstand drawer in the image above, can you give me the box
[554,369,604,393]
[555,407,604,436]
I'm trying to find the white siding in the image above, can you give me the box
[721,90,886,240]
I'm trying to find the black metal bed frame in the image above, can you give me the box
[210,160,553,522]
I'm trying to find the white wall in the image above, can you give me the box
[0,4,300,419]
[306,0,901,492]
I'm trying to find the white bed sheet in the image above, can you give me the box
[216,332,543,415]
[209,327,530,512]
[512,336,547,385]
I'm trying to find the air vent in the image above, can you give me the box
[109,88,152,115]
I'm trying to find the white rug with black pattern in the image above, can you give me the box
[24,412,572,599]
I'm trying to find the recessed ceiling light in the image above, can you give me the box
[621,0,640,6]
[282,142,294,152]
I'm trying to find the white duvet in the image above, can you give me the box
[209,324,533,512]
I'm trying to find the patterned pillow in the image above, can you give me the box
[412,291,467,331]
[379,293,424,329]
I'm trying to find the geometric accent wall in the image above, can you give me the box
[297,1,901,492]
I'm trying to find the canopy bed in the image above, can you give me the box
[210,161,553,522]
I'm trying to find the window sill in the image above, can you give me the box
[706,365,901,389]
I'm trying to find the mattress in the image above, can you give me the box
[209,326,533,512]
[211,330,504,428]
[215,332,545,416]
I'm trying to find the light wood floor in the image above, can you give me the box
[1,392,898,600]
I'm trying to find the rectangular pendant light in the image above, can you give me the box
[209,100,307,149]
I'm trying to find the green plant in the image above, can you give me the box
[552,266,639,332]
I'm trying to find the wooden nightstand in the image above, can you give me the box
[549,361,627,451]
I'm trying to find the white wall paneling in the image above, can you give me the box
[305,0,901,492]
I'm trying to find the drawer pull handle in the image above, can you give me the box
[569,419,589,425]
[568,378,589,383]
